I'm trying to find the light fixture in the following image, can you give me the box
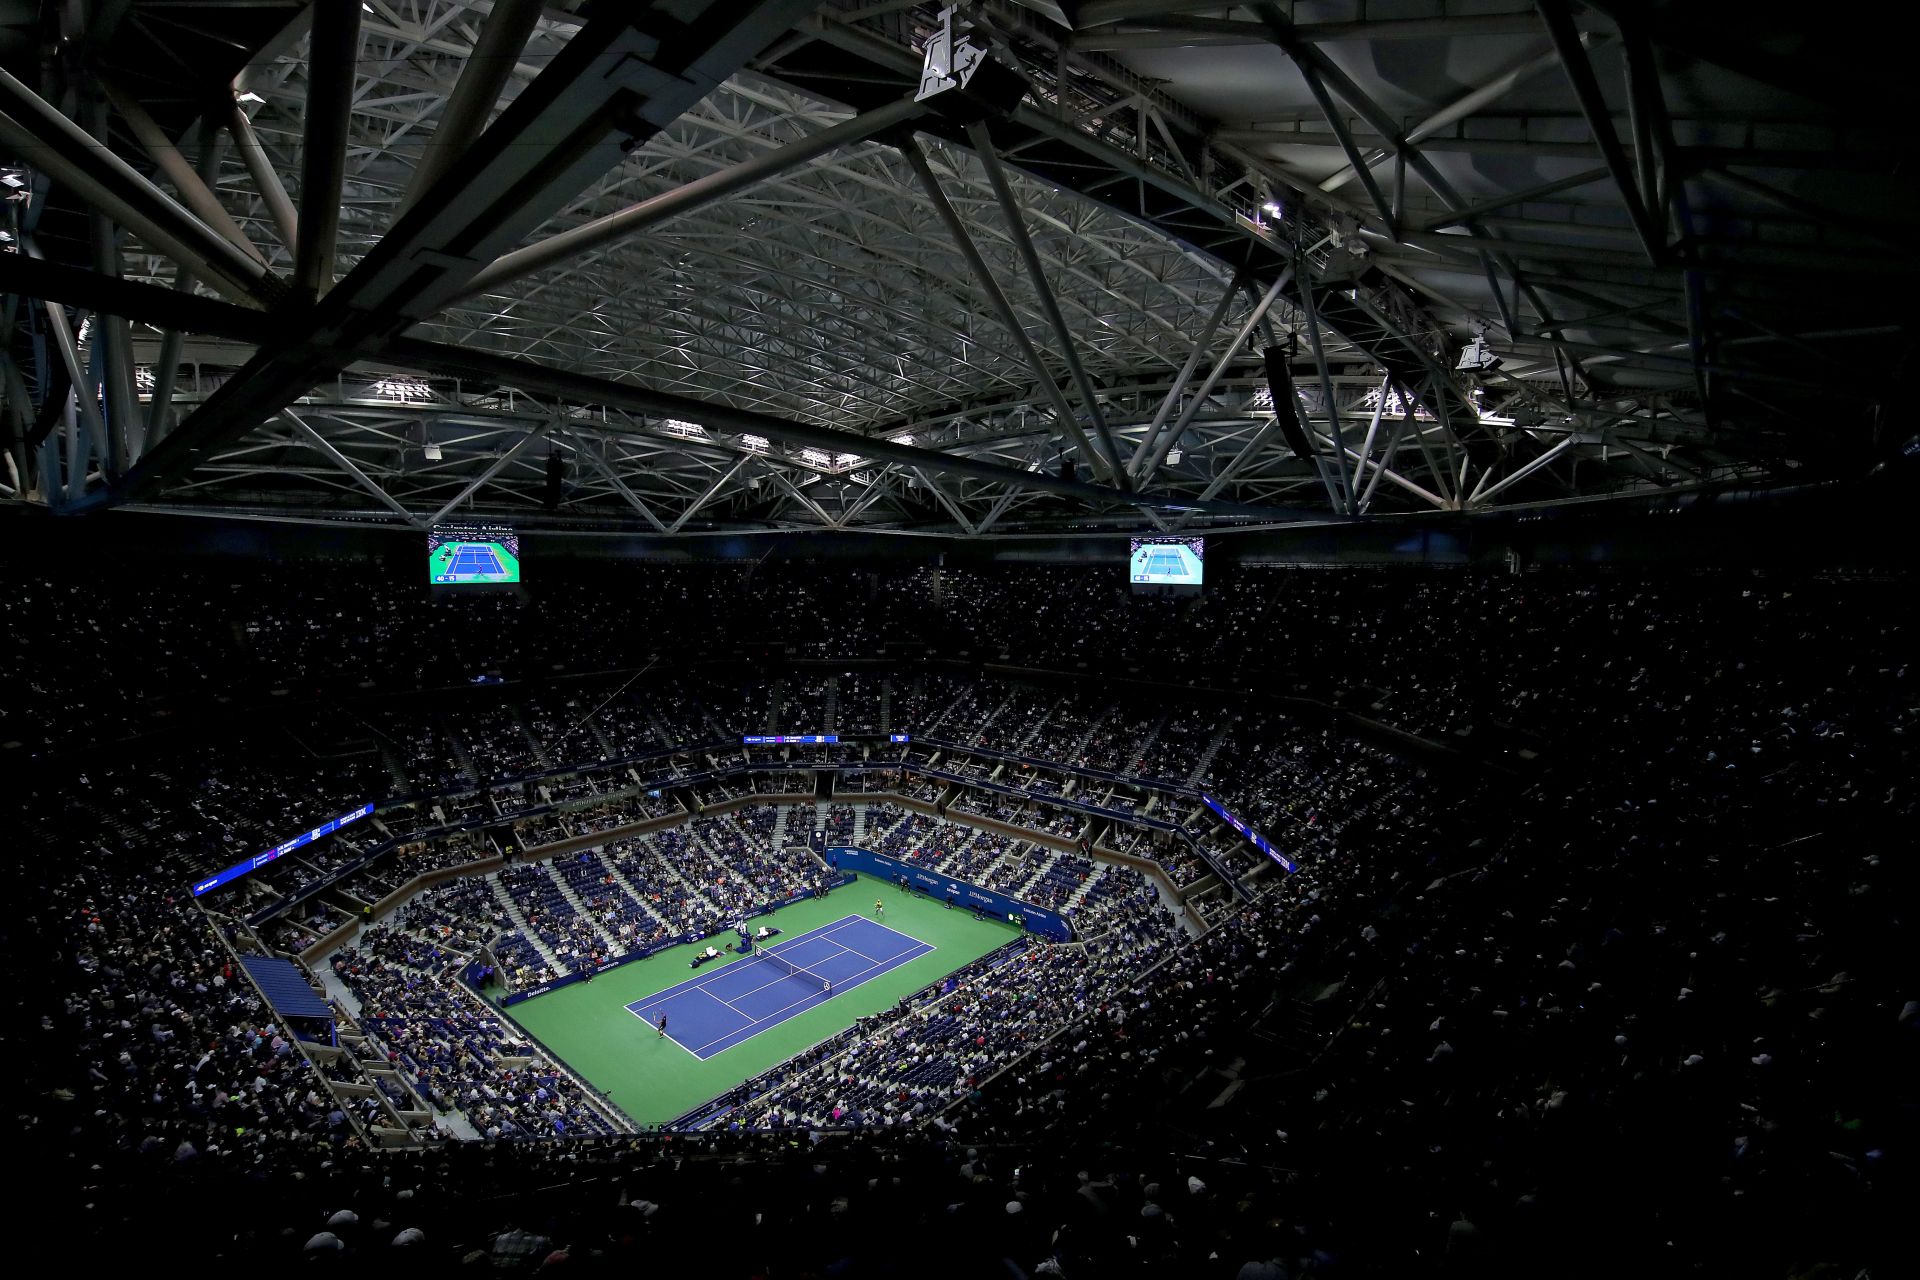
[1165,448,1183,465]
[423,441,442,461]
[236,90,264,105]
[374,376,429,401]
[1455,333,1502,372]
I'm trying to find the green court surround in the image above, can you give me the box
[495,872,1020,1126]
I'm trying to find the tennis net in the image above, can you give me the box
[754,945,832,995]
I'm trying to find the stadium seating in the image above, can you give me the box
[12,565,1910,1276]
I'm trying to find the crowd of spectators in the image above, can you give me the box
[736,872,1184,1132]
[10,561,1911,1276]
[331,911,617,1139]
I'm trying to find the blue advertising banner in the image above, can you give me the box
[826,845,1074,941]
[192,802,376,897]
[1200,793,1297,873]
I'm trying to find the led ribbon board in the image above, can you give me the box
[191,802,376,897]
[1200,793,1296,873]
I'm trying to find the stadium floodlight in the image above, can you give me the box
[1165,448,1183,465]
[374,377,429,401]
[423,442,442,461]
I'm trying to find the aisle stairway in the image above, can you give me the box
[600,849,675,935]
[542,861,621,953]
[1188,722,1232,788]
[488,876,564,971]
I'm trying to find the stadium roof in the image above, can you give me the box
[1,1,1910,538]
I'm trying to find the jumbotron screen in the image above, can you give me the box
[1129,536,1204,586]
[429,524,522,584]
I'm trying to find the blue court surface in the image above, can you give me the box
[446,544,503,578]
[1133,543,1201,582]
[628,915,934,1059]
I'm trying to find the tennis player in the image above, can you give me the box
[656,1013,667,1039]
[874,897,885,920]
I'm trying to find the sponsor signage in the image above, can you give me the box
[190,802,375,897]
[1200,793,1296,873]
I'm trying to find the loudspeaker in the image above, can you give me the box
[921,57,1030,125]
[544,451,565,509]
[1059,456,1078,483]
[1263,346,1317,464]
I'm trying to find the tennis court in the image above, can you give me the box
[442,543,503,579]
[1133,543,1200,580]
[630,915,931,1058]
[497,880,1018,1125]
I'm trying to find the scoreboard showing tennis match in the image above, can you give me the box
[429,524,522,584]
[1129,535,1204,587]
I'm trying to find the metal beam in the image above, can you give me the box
[0,258,1323,521]
[401,0,546,216]
[285,409,423,526]
[1293,271,1357,514]
[0,251,272,344]
[0,70,276,307]
[1127,263,1248,476]
[227,98,297,252]
[108,0,825,508]
[1418,166,1612,232]
[898,137,1113,484]
[768,468,838,527]
[1139,269,1291,488]
[1471,434,1579,505]
[671,454,751,532]
[463,95,927,300]
[912,466,978,534]
[98,76,265,267]
[387,334,1322,521]
[1318,430,1451,510]
[1535,1,1663,266]
[1319,38,1583,199]
[1074,14,1547,50]
[148,120,228,446]
[1357,403,1412,513]
[1291,58,1394,226]
[578,435,671,533]
[427,419,556,526]
[293,0,360,299]
[965,120,1130,491]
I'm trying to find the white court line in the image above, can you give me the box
[706,940,857,1016]
[688,938,937,1057]
[662,930,860,1019]
[620,914,936,1058]
[797,914,924,965]
[622,990,715,1061]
